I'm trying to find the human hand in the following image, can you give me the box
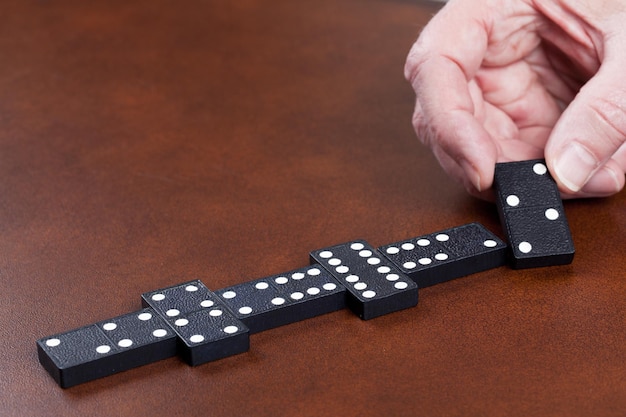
[404,0,626,199]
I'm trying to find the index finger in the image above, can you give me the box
[404,1,499,191]
[404,0,490,108]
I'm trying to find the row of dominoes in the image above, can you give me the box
[37,159,576,388]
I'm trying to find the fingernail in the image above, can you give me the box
[603,164,623,193]
[554,142,598,192]
[580,164,623,196]
[460,160,482,192]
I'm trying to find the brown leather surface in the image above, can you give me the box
[2,1,625,416]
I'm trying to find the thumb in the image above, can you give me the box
[546,55,626,195]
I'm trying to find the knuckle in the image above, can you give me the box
[411,106,435,148]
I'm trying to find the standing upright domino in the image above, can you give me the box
[142,280,250,366]
[310,240,418,320]
[493,159,575,269]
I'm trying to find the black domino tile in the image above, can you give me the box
[310,240,418,320]
[216,265,346,333]
[216,277,291,333]
[171,308,250,366]
[142,280,249,366]
[493,159,562,208]
[270,264,346,322]
[379,223,507,287]
[494,159,575,268]
[37,308,177,388]
[503,206,575,268]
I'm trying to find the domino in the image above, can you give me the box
[36,159,577,388]
[215,265,346,333]
[493,159,575,268]
[378,223,507,287]
[310,240,418,320]
[36,308,177,388]
[141,280,249,366]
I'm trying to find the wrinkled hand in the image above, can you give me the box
[405,0,626,199]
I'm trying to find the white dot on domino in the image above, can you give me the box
[223,326,239,334]
[346,275,359,283]
[519,241,533,254]
[435,253,448,261]
[200,300,214,308]
[175,318,189,326]
[533,162,548,175]
[307,287,320,296]
[118,339,133,348]
[435,234,449,242]
[484,240,497,248]
[290,292,304,300]
[153,329,168,338]
[102,323,117,331]
[350,242,365,251]
[239,306,253,315]
[271,297,286,306]
[545,208,559,220]
[403,261,417,269]
[96,345,111,354]
[222,291,237,299]
[45,338,61,347]
[506,195,520,207]
[138,312,152,321]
